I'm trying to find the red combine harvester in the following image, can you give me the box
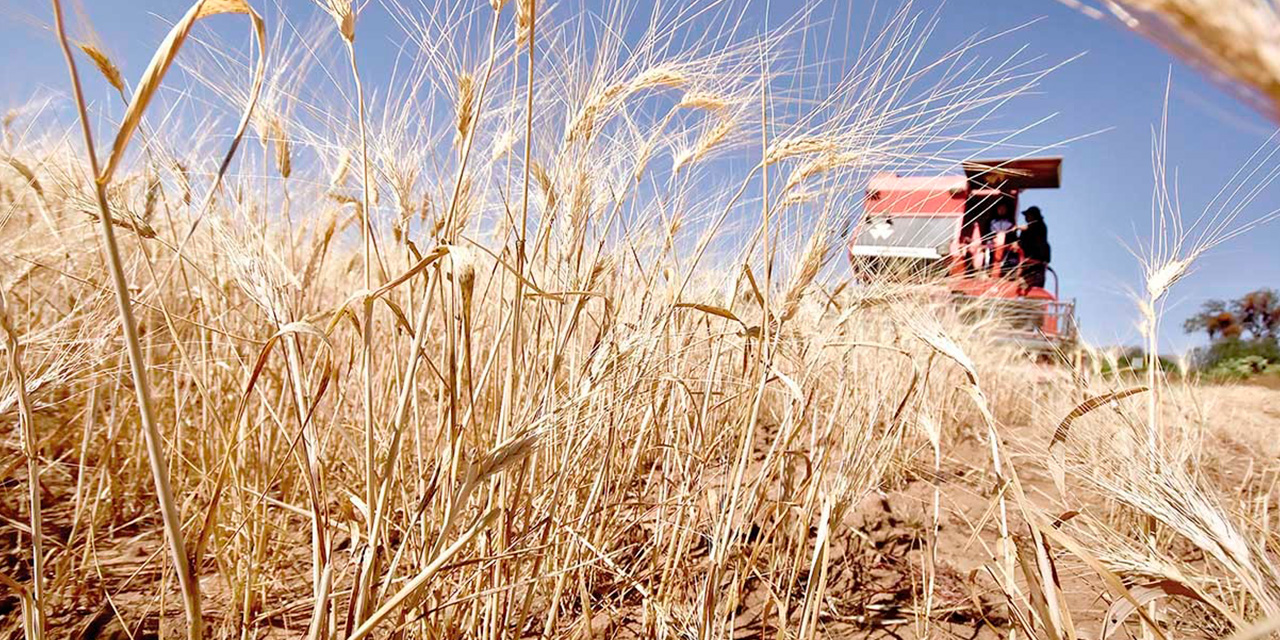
[848,157,1078,353]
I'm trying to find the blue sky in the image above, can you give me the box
[3,0,1279,355]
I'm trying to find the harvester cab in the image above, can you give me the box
[848,157,1078,353]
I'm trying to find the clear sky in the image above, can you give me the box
[3,0,1278,355]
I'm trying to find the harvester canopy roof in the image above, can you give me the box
[962,157,1062,190]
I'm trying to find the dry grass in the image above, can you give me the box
[3,1,1280,639]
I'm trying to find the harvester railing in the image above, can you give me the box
[952,294,1078,350]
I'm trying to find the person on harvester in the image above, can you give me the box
[988,202,1019,276]
[1017,206,1050,290]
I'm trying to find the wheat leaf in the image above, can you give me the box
[1047,386,1148,496]
[674,302,743,326]
[100,0,266,188]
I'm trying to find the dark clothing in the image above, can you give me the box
[1017,218,1049,290]
[1022,261,1047,289]
[1019,220,1050,263]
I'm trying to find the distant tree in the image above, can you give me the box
[1235,288,1280,340]
[1183,298,1242,340]
[1185,289,1280,374]
[1183,290,1280,341]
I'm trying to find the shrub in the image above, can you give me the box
[1192,337,1280,373]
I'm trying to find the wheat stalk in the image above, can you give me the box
[49,1,206,637]
[0,288,43,638]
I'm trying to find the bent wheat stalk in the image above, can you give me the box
[346,509,500,640]
[0,288,43,640]
[49,2,212,637]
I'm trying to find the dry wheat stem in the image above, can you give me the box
[49,1,204,638]
[0,288,44,639]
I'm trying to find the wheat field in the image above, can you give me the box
[3,1,1280,639]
